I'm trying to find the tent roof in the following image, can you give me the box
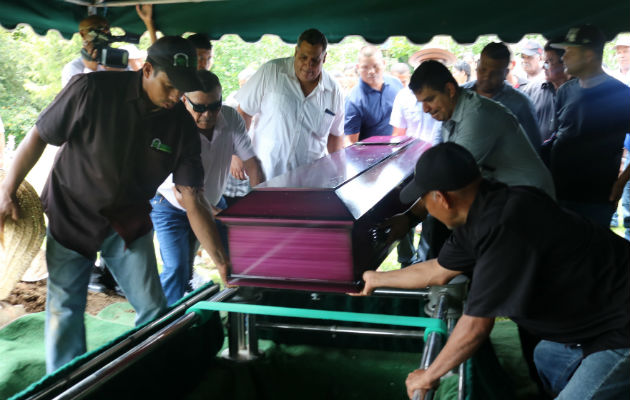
[1,0,629,43]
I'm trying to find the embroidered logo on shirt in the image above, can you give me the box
[150,138,172,154]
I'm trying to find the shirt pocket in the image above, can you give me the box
[320,111,335,136]
[311,107,335,142]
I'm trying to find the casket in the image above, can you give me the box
[218,136,431,292]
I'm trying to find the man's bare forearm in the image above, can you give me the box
[1,126,46,193]
[405,316,494,396]
[177,186,230,283]
[237,106,253,131]
[243,157,265,187]
[357,259,461,296]
[345,132,359,147]
[327,134,344,154]
[424,316,493,384]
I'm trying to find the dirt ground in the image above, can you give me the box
[5,279,125,315]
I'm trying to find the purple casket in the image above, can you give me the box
[217,136,431,292]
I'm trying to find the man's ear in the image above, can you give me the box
[322,51,327,64]
[435,191,452,208]
[445,82,457,99]
[142,62,153,79]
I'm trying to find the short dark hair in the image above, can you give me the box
[409,60,458,93]
[197,70,221,92]
[187,33,212,50]
[297,28,328,52]
[481,42,511,64]
[453,60,471,80]
[544,40,565,58]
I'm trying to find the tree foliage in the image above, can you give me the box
[0,25,627,147]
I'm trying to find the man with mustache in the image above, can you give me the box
[236,28,344,181]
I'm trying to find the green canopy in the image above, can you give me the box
[1,0,628,43]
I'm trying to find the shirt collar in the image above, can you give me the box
[579,72,609,89]
[449,89,471,124]
[359,78,388,93]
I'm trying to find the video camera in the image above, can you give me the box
[81,29,141,69]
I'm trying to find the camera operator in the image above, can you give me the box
[61,15,110,87]
[61,10,154,87]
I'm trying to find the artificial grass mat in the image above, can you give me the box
[0,304,134,399]
[2,302,537,400]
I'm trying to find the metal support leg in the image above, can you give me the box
[247,314,259,356]
[222,288,260,361]
[227,312,244,358]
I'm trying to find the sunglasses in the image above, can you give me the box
[185,95,222,113]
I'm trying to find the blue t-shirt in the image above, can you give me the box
[344,75,402,140]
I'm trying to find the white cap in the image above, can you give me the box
[614,36,630,49]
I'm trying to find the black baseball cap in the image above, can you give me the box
[400,142,481,204]
[146,36,202,92]
[551,24,606,49]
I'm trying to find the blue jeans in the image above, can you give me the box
[45,228,166,373]
[150,194,228,306]
[534,340,630,399]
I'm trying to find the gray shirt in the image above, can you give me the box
[463,81,542,152]
[440,89,555,198]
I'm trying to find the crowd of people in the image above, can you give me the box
[0,6,628,399]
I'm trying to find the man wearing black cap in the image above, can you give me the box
[546,24,630,227]
[0,36,230,373]
[355,143,629,400]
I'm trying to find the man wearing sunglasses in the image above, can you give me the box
[151,70,264,306]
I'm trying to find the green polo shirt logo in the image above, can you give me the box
[150,138,172,154]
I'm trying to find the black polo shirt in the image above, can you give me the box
[37,70,203,258]
[438,180,629,355]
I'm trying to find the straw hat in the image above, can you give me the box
[0,170,46,300]
[409,47,456,68]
